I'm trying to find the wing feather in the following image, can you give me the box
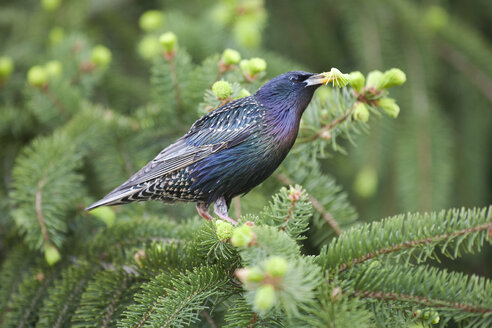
[111,96,264,191]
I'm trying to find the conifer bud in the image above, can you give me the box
[215,220,234,241]
[265,256,288,278]
[91,45,112,67]
[366,70,383,87]
[353,102,369,123]
[378,97,400,118]
[353,165,378,198]
[236,267,264,283]
[0,56,14,80]
[324,67,350,88]
[159,32,178,53]
[239,59,250,75]
[377,68,406,89]
[349,71,365,92]
[45,60,62,78]
[234,19,261,48]
[41,0,62,11]
[90,206,116,227]
[231,224,254,247]
[27,65,48,87]
[139,10,165,32]
[248,57,267,75]
[235,88,251,99]
[49,27,65,46]
[254,284,275,311]
[424,6,449,32]
[222,48,241,65]
[138,36,161,60]
[212,80,232,100]
[44,244,61,265]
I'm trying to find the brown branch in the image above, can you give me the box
[35,179,50,243]
[435,41,492,104]
[200,309,216,328]
[281,192,298,231]
[134,305,156,328]
[299,108,354,144]
[355,290,492,314]
[337,222,492,272]
[275,173,342,235]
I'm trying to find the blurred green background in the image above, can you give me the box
[1,0,491,274]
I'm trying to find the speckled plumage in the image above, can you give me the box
[86,71,325,224]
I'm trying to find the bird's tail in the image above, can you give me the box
[85,186,145,211]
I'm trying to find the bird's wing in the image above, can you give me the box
[112,97,264,191]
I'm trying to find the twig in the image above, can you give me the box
[200,309,216,328]
[35,179,50,243]
[275,173,342,235]
[42,86,69,120]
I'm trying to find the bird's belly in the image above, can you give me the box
[188,136,292,203]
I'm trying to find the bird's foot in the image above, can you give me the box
[214,197,238,226]
[196,202,214,221]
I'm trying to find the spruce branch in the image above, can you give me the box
[337,221,492,272]
[354,290,492,314]
[318,206,492,273]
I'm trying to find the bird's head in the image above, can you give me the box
[255,71,328,116]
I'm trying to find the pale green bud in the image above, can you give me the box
[231,224,253,247]
[248,57,267,75]
[378,97,400,118]
[236,88,251,99]
[377,68,406,89]
[159,32,178,52]
[265,256,288,277]
[91,45,112,67]
[366,70,383,87]
[254,284,276,311]
[90,206,116,227]
[212,80,232,100]
[349,71,365,92]
[44,244,61,265]
[353,166,378,198]
[45,60,62,78]
[27,65,48,87]
[216,220,234,240]
[424,6,449,32]
[41,0,61,11]
[49,27,64,46]
[138,36,161,60]
[0,56,14,79]
[222,48,241,65]
[139,10,165,31]
[353,102,369,123]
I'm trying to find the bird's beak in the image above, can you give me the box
[304,73,329,87]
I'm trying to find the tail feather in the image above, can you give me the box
[85,186,145,211]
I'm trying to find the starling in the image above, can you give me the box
[86,71,330,225]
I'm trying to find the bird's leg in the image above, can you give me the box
[214,197,238,226]
[196,202,214,221]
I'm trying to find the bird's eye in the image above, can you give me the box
[289,75,301,82]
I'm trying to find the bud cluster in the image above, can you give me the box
[235,255,289,311]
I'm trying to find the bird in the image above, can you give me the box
[85,71,330,225]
